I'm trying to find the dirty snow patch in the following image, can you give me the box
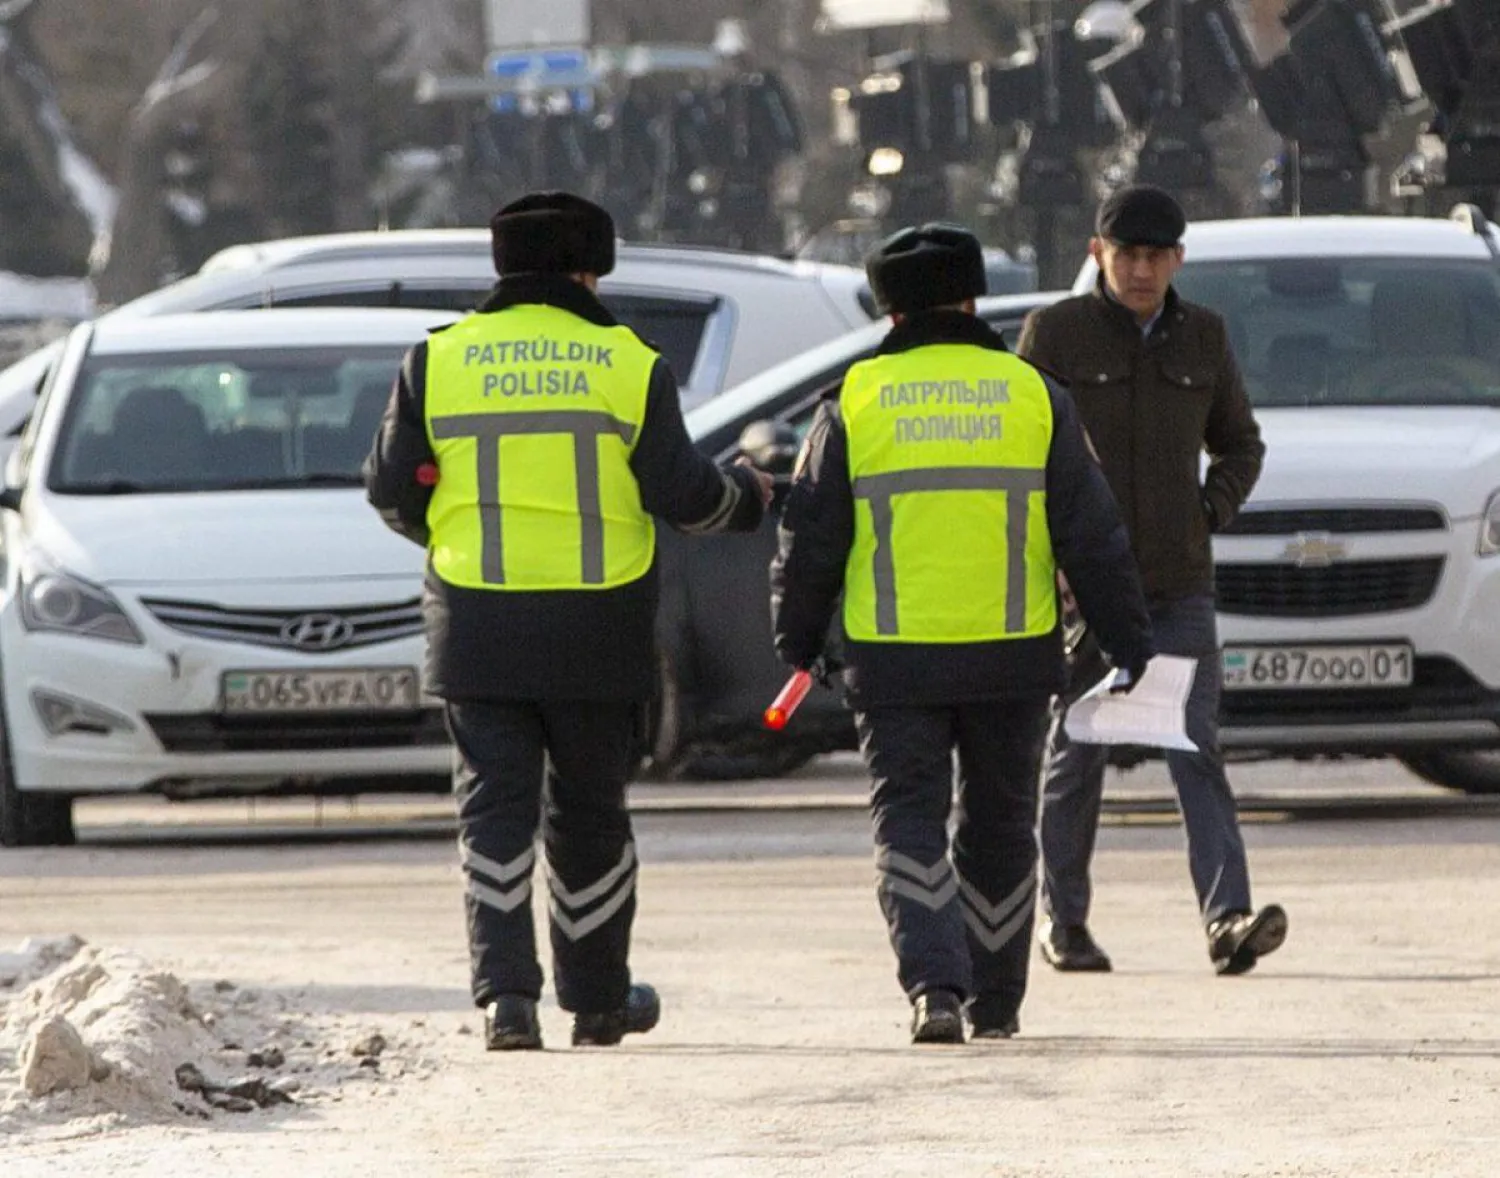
[0,939,412,1140]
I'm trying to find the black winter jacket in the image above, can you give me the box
[770,310,1154,707]
[1017,282,1265,602]
[364,274,765,701]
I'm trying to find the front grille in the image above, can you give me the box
[1225,657,1495,727]
[145,709,448,753]
[1215,558,1444,617]
[1223,506,1448,535]
[141,597,423,652]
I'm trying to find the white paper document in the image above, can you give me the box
[1064,655,1200,753]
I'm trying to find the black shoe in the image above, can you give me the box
[484,995,542,1051]
[969,1014,1020,1040]
[1039,920,1113,972]
[1208,904,1288,976]
[911,990,965,1044]
[571,983,662,1047]
[966,994,1020,1039]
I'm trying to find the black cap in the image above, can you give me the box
[489,191,616,277]
[1095,184,1186,247]
[865,223,987,315]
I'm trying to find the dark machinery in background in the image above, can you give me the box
[459,53,803,253]
[1389,0,1500,213]
[1250,0,1407,214]
[424,1,1500,271]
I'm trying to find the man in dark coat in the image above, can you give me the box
[1017,184,1287,977]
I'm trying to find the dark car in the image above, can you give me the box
[651,292,1064,779]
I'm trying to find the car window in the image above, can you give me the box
[1173,258,1500,407]
[601,294,716,386]
[48,346,407,494]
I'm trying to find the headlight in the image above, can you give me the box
[19,563,143,644]
[1482,490,1500,557]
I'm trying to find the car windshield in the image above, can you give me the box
[48,346,406,494]
[1173,258,1500,408]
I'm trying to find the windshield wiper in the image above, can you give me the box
[53,479,152,495]
[222,474,365,489]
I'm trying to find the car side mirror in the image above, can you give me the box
[0,486,20,512]
[737,420,800,478]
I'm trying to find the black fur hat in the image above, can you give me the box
[865,223,987,315]
[489,191,616,277]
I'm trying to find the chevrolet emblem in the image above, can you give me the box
[1281,532,1347,568]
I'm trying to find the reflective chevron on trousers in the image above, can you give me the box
[467,875,533,914]
[960,873,1036,953]
[548,844,638,942]
[877,850,959,911]
[877,848,954,888]
[460,841,536,885]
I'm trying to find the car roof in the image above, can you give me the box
[1070,214,1500,292]
[84,308,461,354]
[1177,216,1500,262]
[198,229,863,282]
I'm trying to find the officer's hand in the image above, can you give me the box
[1109,659,1149,695]
[806,654,844,689]
[735,457,774,510]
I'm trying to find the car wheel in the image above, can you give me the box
[1399,750,1500,796]
[0,708,75,847]
[638,650,684,782]
[674,745,818,782]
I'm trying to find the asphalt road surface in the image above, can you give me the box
[2,754,1498,1176]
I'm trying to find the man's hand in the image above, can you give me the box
[1109,658,1150,695]
[735,456,774,510]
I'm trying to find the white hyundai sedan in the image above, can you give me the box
[0,309,456,845]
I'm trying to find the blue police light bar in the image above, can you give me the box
[487,47,593,113]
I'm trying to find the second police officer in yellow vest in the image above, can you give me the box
[771,224,1155,1043]
[365,192,772,1052]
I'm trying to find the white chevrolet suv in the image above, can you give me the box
[1075,208,1500,794]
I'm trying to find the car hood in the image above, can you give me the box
[1249,407,1500,517]
[29,489,423,587]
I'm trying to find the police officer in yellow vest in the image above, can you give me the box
[365,192,771,1051]
[771,224,1154,1043]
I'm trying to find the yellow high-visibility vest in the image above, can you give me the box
[840,342,1058,642]
[424,304,657,590]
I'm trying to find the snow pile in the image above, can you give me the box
[0,938,400,1136]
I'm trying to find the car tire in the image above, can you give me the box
[0,708,75,847]
[1399,750,1500,796]
[639,650,684,782]
[674,746,818,782]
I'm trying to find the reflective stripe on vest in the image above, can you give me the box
[423,305,657,590]
[840,343,1058,643]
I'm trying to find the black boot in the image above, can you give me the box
[571,983,662,1047]
[485,994,543,1051]
[910,989,965,1044]
[1208,905,1288,976]
[1039,920,1113,972]
[967,995,1020,1040]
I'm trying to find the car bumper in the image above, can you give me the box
[2,609,450,796]
[1215,522,1500,754]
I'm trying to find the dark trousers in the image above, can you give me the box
[1040,594,1252,929]
[445,699,642,1014]
[855,698,1050,1024]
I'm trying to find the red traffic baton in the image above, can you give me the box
[763,669,813,731]
[415,463,440,486]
